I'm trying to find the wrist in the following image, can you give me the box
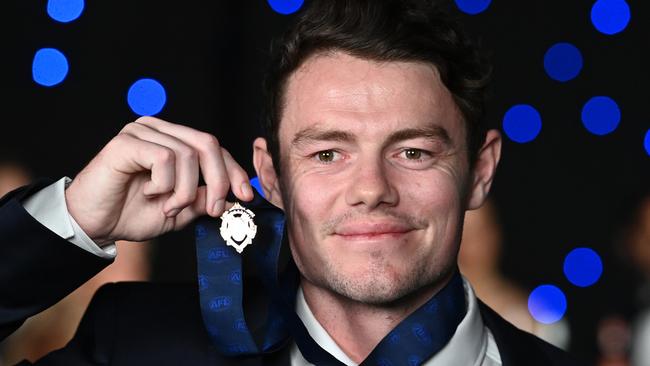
[64,178,107,243]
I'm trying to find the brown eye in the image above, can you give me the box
[404,149,422,160]
[317,150,336,162]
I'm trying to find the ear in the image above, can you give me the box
[466,129,502,210]
[253,137,284,209]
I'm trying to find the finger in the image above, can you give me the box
[108,133,175,197]
[172,188,241,231]
[135,117,240,216]
[122,122,200,216]
[174,186,209,229]
[221,148,253,202]
[200,141,230,217]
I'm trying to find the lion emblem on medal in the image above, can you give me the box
[219,203,257,253]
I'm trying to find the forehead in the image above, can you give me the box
[279,51,464,143]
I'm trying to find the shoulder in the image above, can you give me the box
[85,281,205,338]
[91,281,199,308]
[78,281,287,365]
[76,282,220,363]
[478,301,588,366]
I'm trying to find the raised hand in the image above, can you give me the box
[64,116,254,244]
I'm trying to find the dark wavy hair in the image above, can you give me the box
[262,0,490,173]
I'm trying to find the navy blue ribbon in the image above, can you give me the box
[195,191,466,365]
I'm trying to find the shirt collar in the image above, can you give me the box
[290,276,490,366]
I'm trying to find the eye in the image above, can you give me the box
[401,148,426,160]
[314,150,340,163]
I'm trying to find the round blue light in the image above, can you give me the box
[581,96,621,135]
[127,78,167,116]
[528,285,567,324]
[563,247,603,287]
[250,177,266,198]
[502,104,542,143]
[47,0,84,23]
[591,0,631,35]
[32,48,69,87]
[454,0,492,15]
[544,43,583,82]
[645,129,650,157]
[267,0,304,15]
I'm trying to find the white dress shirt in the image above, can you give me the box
[290,281,501,366]
[22,177,116,259]
[22,178,502,365]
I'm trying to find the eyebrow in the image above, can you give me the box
[291,125,452,149]
[291,128,356,147]
[383,126,451,148]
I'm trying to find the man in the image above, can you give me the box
[0,0,583,364]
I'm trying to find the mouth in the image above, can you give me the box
[333,221,416,241]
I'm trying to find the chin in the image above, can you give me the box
[324,263,432,305]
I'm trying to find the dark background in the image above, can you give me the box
[2,0,649,362]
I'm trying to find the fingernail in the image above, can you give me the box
[166,208,181,217]
[212,199,225,216]
[241,182,253,199]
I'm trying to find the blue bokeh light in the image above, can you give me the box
[502,104,542,143]
[564,247,603,287]
[127,78,167,116]
[544,43,583,82]
[250,177,266,198]
[645,130,650,157]
[581,96,621,135]
[454,0,492,15]
[591,0,631,35]
[32,48,69,87]
[267,0,304,15]
[528,285,567,324]
[47,0,84,23]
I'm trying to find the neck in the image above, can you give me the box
[300,272,454,363]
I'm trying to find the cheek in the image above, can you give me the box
[281,169,343,260]
[400,169,466,253]
[285,169,342,223]
[402,167,465,215]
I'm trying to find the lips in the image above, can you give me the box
[334,221,415,239]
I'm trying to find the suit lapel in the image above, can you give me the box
[478,300,557,366]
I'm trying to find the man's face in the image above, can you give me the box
[267,52,479,304]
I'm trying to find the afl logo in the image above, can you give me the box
[219,202,257,254]
[412,324,433,345]
[209,296,232,311]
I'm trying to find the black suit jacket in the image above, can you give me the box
[0,181,586,365]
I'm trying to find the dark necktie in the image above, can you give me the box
[195,191,466,365]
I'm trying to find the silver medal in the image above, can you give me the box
[219,202,257,253]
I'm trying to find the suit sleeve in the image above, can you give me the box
[16,283,119,366]
[0,180,113,341]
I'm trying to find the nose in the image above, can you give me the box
[345,156,398,209]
